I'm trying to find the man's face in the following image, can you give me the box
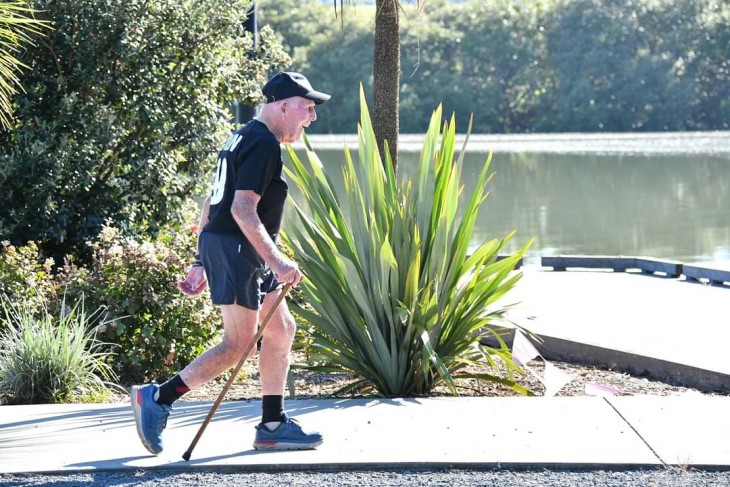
[280,97,317,143]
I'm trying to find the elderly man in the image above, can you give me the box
[131,72,330,455]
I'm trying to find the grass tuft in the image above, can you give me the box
[0,294,118,404]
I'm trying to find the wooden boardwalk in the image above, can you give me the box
[541,255,730,286]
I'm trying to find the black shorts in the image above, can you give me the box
[198,232,280,310]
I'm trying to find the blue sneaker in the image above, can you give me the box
[253,416,323,451]
[131,383,171,455]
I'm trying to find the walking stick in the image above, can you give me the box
[182,282,293,461]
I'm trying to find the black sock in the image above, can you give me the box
[156,375,190,406]
[262,395,285,424]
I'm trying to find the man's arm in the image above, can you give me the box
[195,195,212,254]
[178,196,211,296]
[231,189,301,286]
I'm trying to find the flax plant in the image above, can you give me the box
[0,294,117,404]
[284,88,533,397]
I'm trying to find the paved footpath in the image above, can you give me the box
[1,268,728,475]
[2,396,730,474]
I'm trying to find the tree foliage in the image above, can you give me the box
[260,0,729,134]
[0,0,290,261]
[261,0,373,130]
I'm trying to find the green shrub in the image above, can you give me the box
[283,88,533,397]
[58,223,221,383]
[0,0,290,262]
[0,294,116,404]
[0,217,224,385]
[0,241,58,329]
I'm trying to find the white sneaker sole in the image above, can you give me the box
[253,439,324,451]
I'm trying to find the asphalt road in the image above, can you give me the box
[2,467,730,487]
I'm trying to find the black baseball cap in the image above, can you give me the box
[262,72,331,105]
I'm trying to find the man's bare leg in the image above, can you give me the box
[131,303,262,455]
[252,287,322,450]
[259,287,296,396]
[180,304,259,389]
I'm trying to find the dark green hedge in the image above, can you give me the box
[0,0,290,262]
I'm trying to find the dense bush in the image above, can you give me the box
[0,241,57,327]
[0,0,290,262]
[57,224,221,383]
[259,0,729,134]
[0,219,222,384]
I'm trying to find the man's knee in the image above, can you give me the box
[264,311,296,346]
[220,303,259,358]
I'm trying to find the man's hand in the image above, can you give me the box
[177,265,208,296]
[271,256,302,286]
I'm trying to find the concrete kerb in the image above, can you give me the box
[481,327,730,393]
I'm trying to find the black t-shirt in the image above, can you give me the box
[202,119,288,240]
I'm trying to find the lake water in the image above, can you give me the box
[286,132,730,269]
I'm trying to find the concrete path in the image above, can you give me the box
[1,268,728,474]
[2,396,729,474]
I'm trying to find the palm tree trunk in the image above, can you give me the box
[373,0,399,172]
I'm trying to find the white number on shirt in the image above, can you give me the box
[210,156,228,205]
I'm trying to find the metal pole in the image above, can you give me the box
[236,1,258,124]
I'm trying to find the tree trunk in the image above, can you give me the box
[373,0,400,172]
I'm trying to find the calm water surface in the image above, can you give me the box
[286,133,730,269]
